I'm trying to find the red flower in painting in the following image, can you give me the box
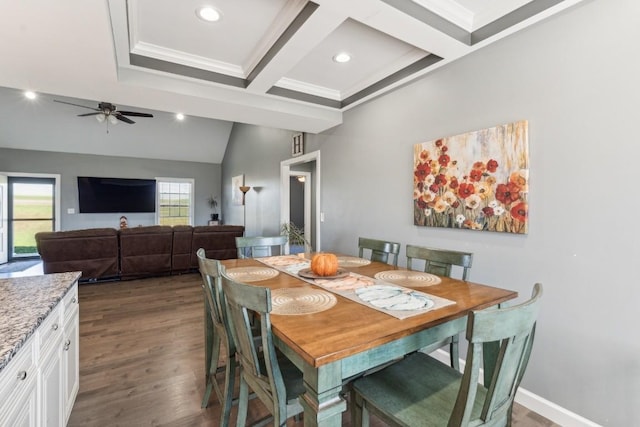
[441,146,448,153]
[495,183,521,204]
[435,174,447,186]
[469,169,483,182]
[449,177,459,189]
[458,183,475,199]
[435,139,443,147]
[487,159,499,173]
[429,184,440,193]
[510,202,528,222]
[438,154,450,167]
[482,206,495,217]
[451,201,460,208]
[414,162,431,181]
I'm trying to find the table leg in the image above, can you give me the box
[299,362,347,427]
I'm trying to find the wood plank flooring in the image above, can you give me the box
[67,273,558,426]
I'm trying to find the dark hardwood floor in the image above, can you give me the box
[67,273,558,426]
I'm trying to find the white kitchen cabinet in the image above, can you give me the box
[0,279,79,427]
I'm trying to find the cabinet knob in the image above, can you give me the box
[64,339,71,351]
[71,297,77,304]
[52,323,59,331]
[17,370,27,381]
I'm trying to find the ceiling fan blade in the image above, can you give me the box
[115,114,135,124]
[77,112,101,117]
[53,99,99,111]
[117,111,154,118]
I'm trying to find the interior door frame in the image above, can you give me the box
[288,171,311,249]
[280,150,321,252]
[0,174,7,264]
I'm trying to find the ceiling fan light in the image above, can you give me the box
[24,91,37,100]
[196,6,221,22]
[176,113,185,121]
[96,113,106,123]
[108,115,118,125]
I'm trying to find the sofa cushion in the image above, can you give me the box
[119,225,173,278]
[190,225,244,267]
[171,225,194,273]
[36,228,119,280]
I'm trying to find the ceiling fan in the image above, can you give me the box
[53,100,153,124]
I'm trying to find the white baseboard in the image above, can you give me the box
[429,349,600,427]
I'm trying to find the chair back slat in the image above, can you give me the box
[236,235,288,258]
[358,237,401,266]
[197,248,233,352]
[406,244,473,280]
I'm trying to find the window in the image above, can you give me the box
[156,178,194,226]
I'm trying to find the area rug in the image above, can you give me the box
[0,260,41,274]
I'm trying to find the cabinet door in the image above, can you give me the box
[63,308,80,424]
[40,340,64,427]
[1,376,38,427]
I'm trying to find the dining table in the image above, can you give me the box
[216,255,518,427]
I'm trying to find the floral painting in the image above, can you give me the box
[413,120,529,234]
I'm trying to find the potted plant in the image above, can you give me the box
[207,195,219,221]
[281,221,312,254]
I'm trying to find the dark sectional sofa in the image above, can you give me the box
[35,225,244,282]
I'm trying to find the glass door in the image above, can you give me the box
[8,177,55,260]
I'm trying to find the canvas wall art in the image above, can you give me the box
[413,120,529,234]
[231,174,244,206]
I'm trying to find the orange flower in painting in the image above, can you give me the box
[449,177,459,189]
[510,202,528,222]
[487,159,499,173]
[419,150,431,162]
[473,161,486,171]
[458,183,475,199]
[509,170,528,192]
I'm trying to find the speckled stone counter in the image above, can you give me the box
[0,271,81,373]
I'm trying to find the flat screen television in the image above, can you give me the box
[77,177,156,213]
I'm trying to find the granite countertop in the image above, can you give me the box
[0,271,81,373]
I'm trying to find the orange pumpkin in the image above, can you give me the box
[311,253,339,277]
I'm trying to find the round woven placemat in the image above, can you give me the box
[374,270,442,286]
[225,266,279,282]
[337,256,371,267]
[271,288,337,315]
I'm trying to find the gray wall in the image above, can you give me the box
[221,123,297,234]
[0,147,220,229]
[221,0,639,424]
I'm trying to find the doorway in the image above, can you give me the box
[7,177,56,260]
[280,151,321,252]
[288,172,311,254]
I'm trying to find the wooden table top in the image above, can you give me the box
[221,258,517,368]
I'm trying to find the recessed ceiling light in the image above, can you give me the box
[196,6,221,22]
[24,91,37,100]
[333,52,351,63]
[176,113,185,121]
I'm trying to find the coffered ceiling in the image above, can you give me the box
[0,0,584,137]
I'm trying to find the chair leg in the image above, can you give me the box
[236,374,249,427]
[350,388,369,427]
[202,334,223,408]
[220,357,236,427]
[450,334,460,372]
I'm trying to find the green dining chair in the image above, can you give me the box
[406,244,474,371]
[221,271,304,427]
[358,237,401,266]
[197,249,237,426]
[236,235,288,259]
[351,283,542,427]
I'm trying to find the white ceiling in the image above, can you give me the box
[0,0,584,163]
